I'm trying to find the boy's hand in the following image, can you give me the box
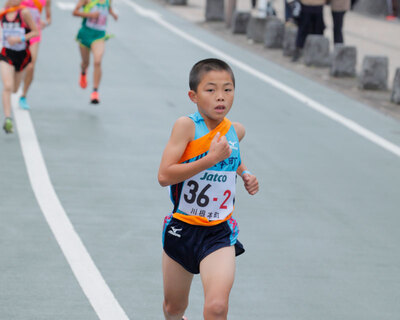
[242,172,259,195]
[209,132,232,164]
[40,19,51,29]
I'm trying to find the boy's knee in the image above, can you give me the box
[26,63,35,73]
[93,59,102,68]
[3,83,13,93]
[163,299,187,317]
[204,299,228,318]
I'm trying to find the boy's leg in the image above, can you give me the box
[79,44,90,74]
[162,251,193,320]
[22,42,39,98]
[14,70,25,94]
[79,44,90,89]
[331,11,345,44]
[1,61,16,118]
[200,246,235,320]
[90,39,105,90]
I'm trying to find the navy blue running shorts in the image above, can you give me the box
[162,215,245,274]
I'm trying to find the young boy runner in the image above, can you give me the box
[73,0,118,104]
[158,58,259,320]
[18,0,52,110]
[0,0,38,133]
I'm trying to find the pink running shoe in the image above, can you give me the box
[90,91,100,104]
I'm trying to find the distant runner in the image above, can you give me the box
[0,0,38,133]
[73,0,118,104]
[18,0,52,110]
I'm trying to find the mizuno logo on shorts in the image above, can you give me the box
[168,227,182,238]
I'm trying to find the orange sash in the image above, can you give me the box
[175,117,234,226]
[32,0,43,13]
[179,118,232,163]
[0,6,25,18]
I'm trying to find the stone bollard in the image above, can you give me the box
[231,11,251,34]
[206,0,224,21]
[246,16,267,43]
[168,0,187,5]
[391,68,400,104]
[282,24,297,56]
[224,0,236,28]
[330,45,357,77]
[303,35,330,67]
[352,0,387,15]
[359,56,388,90]
[264,19,284,48]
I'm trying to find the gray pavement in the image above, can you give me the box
[160,0,400,120]
[164,0,400,81]
[1,0,400,319]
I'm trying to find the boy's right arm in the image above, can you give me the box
[108,0,118,20]
[72,0,99,19]
[158,117,232,187]
[18,9,39,42]
[42,0,52,28]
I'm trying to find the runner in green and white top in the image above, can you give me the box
[73,0,117,104]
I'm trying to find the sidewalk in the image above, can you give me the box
[156,0,400,120]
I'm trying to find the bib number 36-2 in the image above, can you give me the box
[178,170,235,221]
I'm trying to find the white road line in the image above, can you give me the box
[122,0,400,159]
[12,93,129,320]
[56,1,76,10]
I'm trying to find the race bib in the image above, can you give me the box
[86,7,108,31]
[2,24,26,51]
[178,170,236,221]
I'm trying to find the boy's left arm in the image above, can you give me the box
[42,0,52,28]
[237,164,259,195]
[109,0,118,20]
[233,122,259,196]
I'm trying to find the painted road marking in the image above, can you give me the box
[122,0,400,159]
[56,1,75,10]
[12,93,129,320]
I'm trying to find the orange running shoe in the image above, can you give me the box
[80,73,87,89]
[90,91,100,104]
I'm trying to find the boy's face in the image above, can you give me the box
[188,70,234,124]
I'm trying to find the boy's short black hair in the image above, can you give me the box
[189,58,235,91]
